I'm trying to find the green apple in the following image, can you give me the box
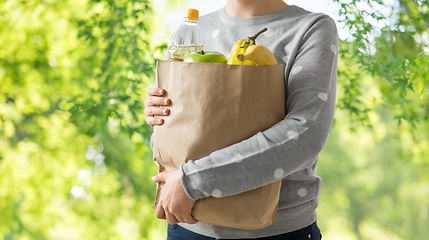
[183,50,227,63]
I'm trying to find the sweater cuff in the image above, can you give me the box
[180,162,207,201]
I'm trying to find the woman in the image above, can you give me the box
[145,0,338,239]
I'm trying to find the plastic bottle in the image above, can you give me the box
[167,8,204,62]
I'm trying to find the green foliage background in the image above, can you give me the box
[0,0,427,239]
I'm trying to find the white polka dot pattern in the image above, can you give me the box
[264,29,274,37]
[211,29,220,38]
[282,56,288,63]
[330,44,337,54]
[291,66,303,75]
[318,92,328,101]
[287,130,299,140]
[274,168,284,178]
[232,154,243,162]
[212,189,222,198]
[298,188,307,197]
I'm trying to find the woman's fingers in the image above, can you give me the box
[144,106,170,117]
[144,96,170,108]
[144,88,171,126]
[182,214,198,224]
[155,203,166,220]
[145,107,169,126]
[165,211,180,225]
[148,87,165,97]
[146,116,164,126]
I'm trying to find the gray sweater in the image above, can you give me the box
[177,5,338,238]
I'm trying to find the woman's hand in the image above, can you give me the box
[144,87,170,126]
[152,170,198,225]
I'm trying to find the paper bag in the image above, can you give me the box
[152,61,285,230]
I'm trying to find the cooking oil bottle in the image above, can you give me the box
[167,8,204,62]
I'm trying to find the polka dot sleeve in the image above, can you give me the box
[181,16,339,201]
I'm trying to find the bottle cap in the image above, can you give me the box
[185,8,199,20]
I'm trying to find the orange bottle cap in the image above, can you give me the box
[185,8,199,20]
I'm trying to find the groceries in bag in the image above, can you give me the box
[167,8,204,62]
[228,28,278,66]
[183,50,227,63]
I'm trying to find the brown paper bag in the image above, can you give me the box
[152,61,285,230]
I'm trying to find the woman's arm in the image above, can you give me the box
[181,16,339,201]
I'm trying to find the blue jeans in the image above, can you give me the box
[167,222,322,240]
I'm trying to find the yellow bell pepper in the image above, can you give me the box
[227,46,254,65]
[227,28,268,65]
[236,45,278,66]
